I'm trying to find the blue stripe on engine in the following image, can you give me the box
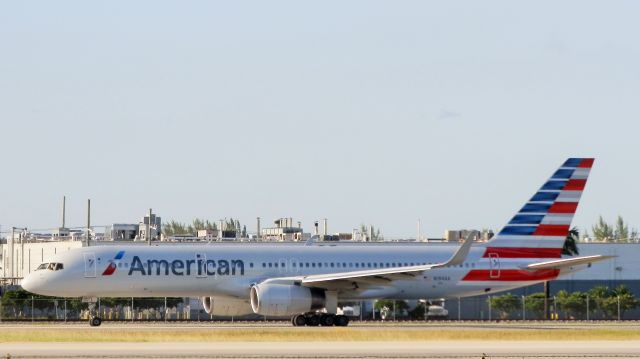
[519,203,551,213]
[509,214,545,225]
[541,180,567,191]
[563,158,583,168]
[530,191,560,202]
[499,226,537,236]
[552,169,574,179]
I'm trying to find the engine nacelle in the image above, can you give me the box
[250,283,325,316]
[201,296,254,316]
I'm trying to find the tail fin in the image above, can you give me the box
[485,158,594,258]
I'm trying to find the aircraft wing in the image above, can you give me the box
[525,255,615,270]
[262,233,474,288]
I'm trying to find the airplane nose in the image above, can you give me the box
[21,275,34,292]
[21,273,44,294]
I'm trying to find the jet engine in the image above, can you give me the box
[250,283,325,316]
[201,296,254,316]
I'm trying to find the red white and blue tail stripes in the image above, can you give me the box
[484,158,593,259]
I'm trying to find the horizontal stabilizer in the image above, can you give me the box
[525,255,614,270]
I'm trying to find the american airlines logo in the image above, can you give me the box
[102,251,125,276]
[127,255,245,276]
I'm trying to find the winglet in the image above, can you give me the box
[305,235,319,246]
[435,231,475,268]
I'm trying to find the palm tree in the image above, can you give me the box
[562,227,580,256]
[545,227,580,319]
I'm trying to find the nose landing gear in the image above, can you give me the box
[85,298,102,327]
[90,316,102,327]
[291,313,349,327]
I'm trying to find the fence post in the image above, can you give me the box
[617,296,621,321]
[488,296,492,321]
[522,295,526,321]
[164,297,167,323]
[458,297,461,321]
[424,300,427,322]
[360,301,363,322]
[392,300,396,321]
[131,297,134,322]
[586,295,589,321]
[31,296,34,322]
[98,298,101,318]
[64,299,67,323]
[553,296,557,320]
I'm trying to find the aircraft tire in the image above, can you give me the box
[319,314,335,327]
[90,316,102,327]
[292,314,307,327]
[305,314,320,326]
[335,315,349,327]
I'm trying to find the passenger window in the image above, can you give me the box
[250,263,254,268]
[268,263,272,268]
[330,263,334,268]
[292,263,296,267]
[367,263,371,268]
[343,262,346,267]
[275,263,279,268]
[355,263,359,268]
[312,263,316,268]
[318,263,322,268]
[305,263,310,268]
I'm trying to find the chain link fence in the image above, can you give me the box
[1,294,639,322]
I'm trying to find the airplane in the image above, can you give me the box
[21,157,612,327]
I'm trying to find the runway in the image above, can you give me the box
[1,322,640,358]
[3,341,640,358]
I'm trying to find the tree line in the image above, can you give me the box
[489,285,639,320]
[587,216,638,242]
[163,218,246,237]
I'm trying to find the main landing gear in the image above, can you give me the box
[291,313,349,327]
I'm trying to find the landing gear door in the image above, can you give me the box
[489,253,500,279]
[83,252,96,278]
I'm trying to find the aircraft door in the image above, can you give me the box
[489,253,500,279]
[196,253,207,278]
[83,252,96,278]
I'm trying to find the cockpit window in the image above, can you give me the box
[37,262,64,271]
[36,263,49,271]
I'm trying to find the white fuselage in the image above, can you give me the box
[21,243,582,300]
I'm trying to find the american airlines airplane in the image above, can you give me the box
[21,158,610,327]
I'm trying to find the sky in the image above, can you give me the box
[1,1,639,238]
